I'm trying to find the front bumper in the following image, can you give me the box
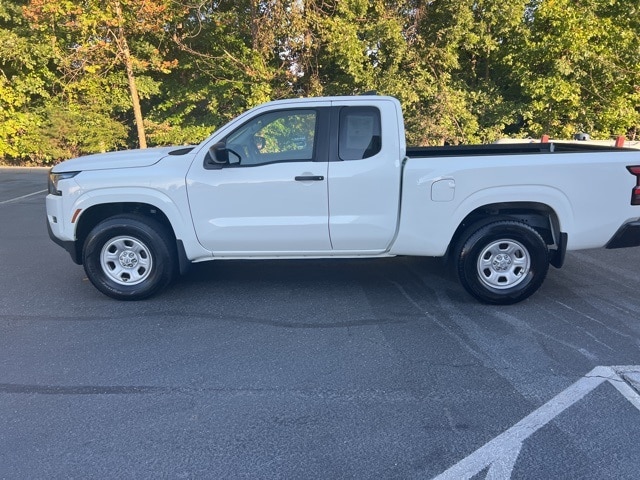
[606,221,640,249]
[47,218,81,264]
[46,191,82,264]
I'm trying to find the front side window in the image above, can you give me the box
[225,110,317,166]
[338,107,381,160]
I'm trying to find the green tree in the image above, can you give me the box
[278,1,443,144]
[145,0,286,145]
[511,0,640,139]
[3,0,639,165]
[0,0,55,162]
[408,0,529,144]
[24,0,181,149]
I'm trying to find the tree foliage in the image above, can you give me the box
[511,0,640,138]
[1,0,639,165]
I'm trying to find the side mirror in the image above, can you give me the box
[207,142,230,168]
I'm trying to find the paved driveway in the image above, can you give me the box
[1,167,640,479]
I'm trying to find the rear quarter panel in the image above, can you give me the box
[392,150,640,256]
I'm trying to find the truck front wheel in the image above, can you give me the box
[82,215,177,300]
[456,221,549,304]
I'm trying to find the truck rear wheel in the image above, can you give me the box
[456,220,549,304]
[82,215,176,300]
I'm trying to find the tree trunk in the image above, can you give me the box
[113,1,147,149]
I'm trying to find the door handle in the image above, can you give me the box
[294,176,324,181]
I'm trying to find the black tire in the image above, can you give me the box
[82,215,177,300]
[456,220,549,305]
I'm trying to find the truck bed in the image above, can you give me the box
[407,142,631,158]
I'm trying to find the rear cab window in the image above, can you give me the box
[338,107,382,160]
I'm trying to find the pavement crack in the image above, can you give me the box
[0,383,167,395]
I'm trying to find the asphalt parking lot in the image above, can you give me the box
[2,167,640,479]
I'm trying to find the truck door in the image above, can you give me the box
[186,107,332,255]
[327,101,403,252]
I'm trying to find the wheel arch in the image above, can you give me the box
[73,202,190,273]
[448,201,567,268]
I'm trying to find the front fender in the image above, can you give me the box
[69,187,211,263]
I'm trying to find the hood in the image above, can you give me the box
[51,146,195,173]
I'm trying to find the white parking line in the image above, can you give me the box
[0,189,47,205]
[432,366,640,480]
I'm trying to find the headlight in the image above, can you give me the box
[48,170,80,196]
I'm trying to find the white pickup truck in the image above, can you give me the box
[46,95,640,304]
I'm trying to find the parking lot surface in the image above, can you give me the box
[1,167,640,479]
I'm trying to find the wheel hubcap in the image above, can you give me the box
[492,253,512,271]
[119,251,139,268]
[100,236,152,286]
[477,239,530,289]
